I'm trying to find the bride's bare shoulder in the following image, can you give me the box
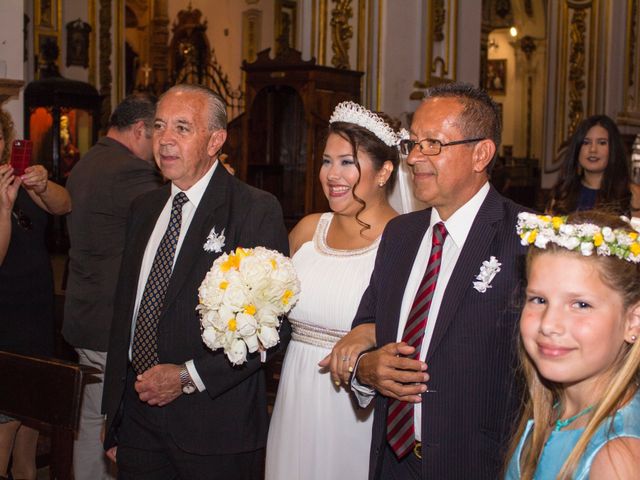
[289,213,324,256]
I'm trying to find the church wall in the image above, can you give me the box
[0,0,25,137]
[168,0,276,95]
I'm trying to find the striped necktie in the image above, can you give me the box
[131,192,188,374]
[387,221,448,458]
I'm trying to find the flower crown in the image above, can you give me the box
[329,101,400,147]
[516,212,640,263]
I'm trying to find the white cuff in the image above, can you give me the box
[185,359,206,392]
[350,352,376,408]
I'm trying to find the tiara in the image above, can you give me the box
[329,101,400,147]
[516,212,640,263]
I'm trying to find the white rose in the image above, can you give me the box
[202,327,223,350]
[223,282,250,310]
[236,312,258,338]
[226,338,248,365]
[258,326,280,350]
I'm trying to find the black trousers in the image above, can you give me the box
[115,367,264,480]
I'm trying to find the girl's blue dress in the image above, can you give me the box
[505,391,640,479]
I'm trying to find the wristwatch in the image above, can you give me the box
[179,364,197,394]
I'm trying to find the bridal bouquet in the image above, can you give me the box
[197,247,300,365]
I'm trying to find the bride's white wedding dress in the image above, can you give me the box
[266,212,378,480]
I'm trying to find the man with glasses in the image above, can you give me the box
[347,83,529,479]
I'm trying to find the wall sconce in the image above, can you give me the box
[509,26,518,38]
[488,37,499,50]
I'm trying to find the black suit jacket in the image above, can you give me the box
[353,186,529,479]
[64,137,163,351]
[102,165,289,455]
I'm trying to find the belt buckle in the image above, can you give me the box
[413,441,422,459]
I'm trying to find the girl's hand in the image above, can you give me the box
[0,163,20,213]
[21,164,49,195]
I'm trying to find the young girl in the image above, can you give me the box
[506,210,640,479]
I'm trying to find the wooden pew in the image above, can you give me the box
[0,351,99,480]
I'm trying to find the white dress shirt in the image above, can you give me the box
[353,182,490,441]
[129,161,218,391]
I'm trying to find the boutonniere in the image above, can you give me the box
[473,256,501,293]
[203,227,226,253]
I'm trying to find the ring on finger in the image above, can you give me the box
[341,355,349,362]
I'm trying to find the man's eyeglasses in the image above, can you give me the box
[12,209,32,231]
[398,137,485,156]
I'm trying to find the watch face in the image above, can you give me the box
[182,383,196,394]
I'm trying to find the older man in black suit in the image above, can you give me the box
[335,83,528,479]
[102,84,288,479]
[64,92,162,480]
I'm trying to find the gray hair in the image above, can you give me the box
[161,84,227,131]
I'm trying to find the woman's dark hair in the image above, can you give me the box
[548,115,630,215]
[327,121,399,232]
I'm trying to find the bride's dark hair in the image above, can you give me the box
[327,121,399,233]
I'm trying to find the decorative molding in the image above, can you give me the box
[0,79,25,105]
[330,0,353,69]
[433,0,445,42]
[567,8,586,138]
[319,0,327,65]
[357,0,365,71]
[99,0,112,132]
[618,0,640,126]
[89,0,96,86]
[413,0,457,100]
[149,0,170,96]
[242,9,262,63]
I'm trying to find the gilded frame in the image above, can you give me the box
[275,0,298,50]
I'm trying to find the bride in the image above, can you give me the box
[266,102,406,479]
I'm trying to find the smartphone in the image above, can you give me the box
[10,139,32,176]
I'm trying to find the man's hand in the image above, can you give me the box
[356,342,428,403]
[105,446,117,463]
[135,363,182,406]
[318,323,376,386]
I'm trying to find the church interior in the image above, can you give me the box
[1,0,640,476]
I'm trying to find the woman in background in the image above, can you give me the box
[266,102,402,479]
[547,114,639,215]
[0,108,71,480]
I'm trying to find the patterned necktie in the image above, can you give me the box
[131,192,189,374]
[387,222,448,458]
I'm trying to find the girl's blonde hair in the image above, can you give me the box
[0,108,15,165]
[507,210,640,479]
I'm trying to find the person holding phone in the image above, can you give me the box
[0,108,70,480]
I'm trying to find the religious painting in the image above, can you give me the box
[275,0,297,52]
[35,0,57,29]
[485,59,506,95]
[36,32,60,66]
[66,19,92,68]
